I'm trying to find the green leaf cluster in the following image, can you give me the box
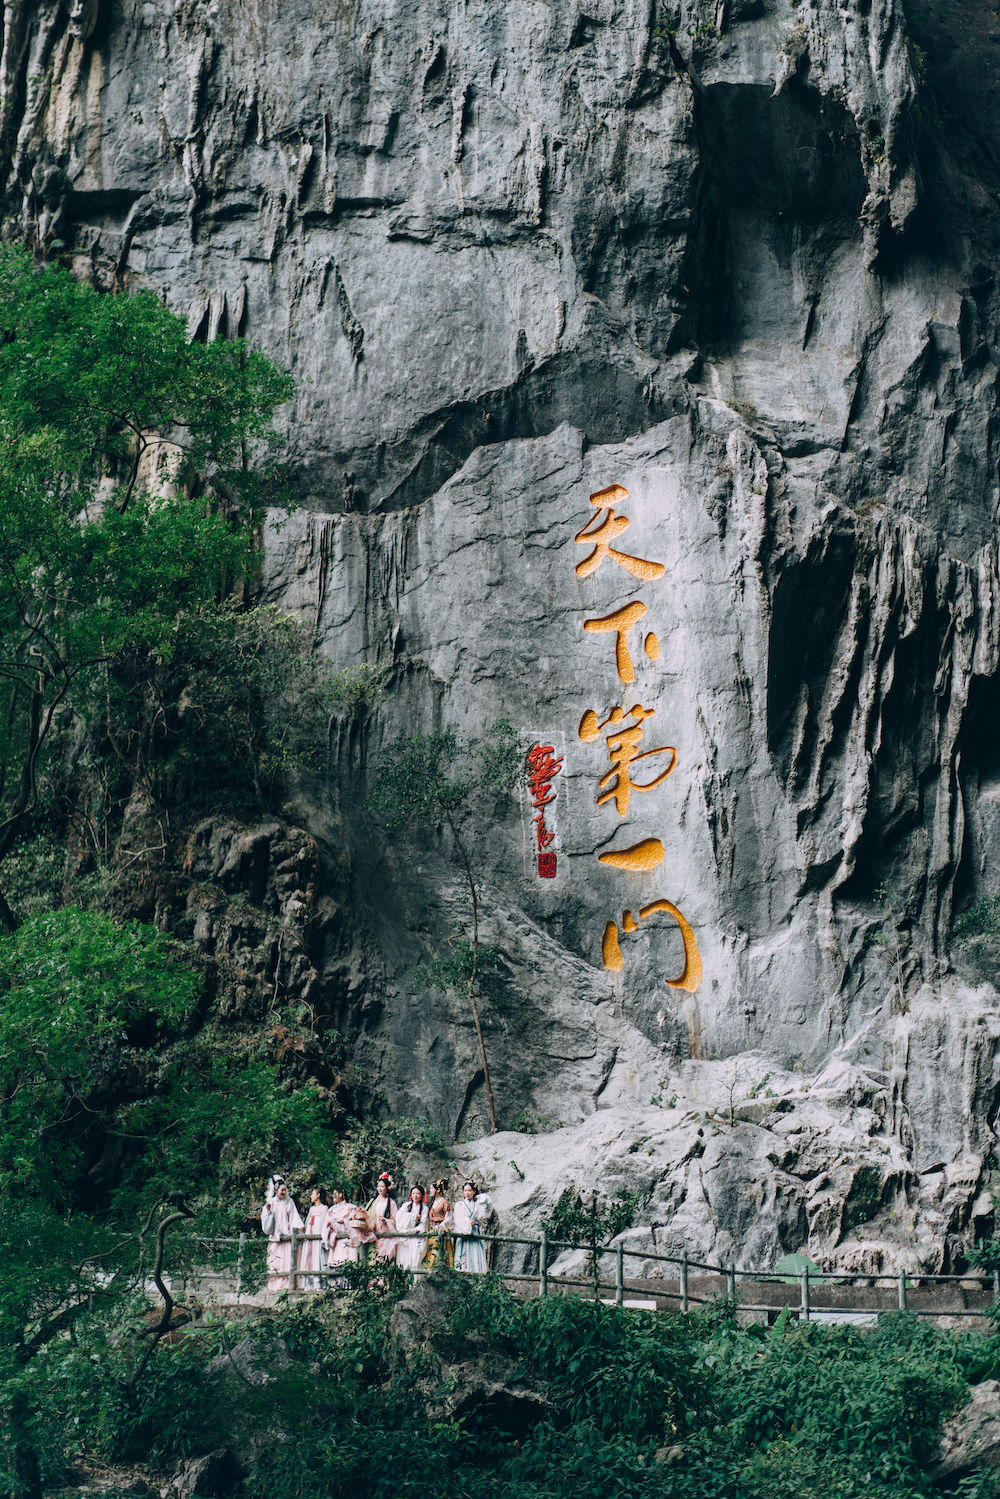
[367,717,520,831]
[542,1188,638,1296]
[0,246,293,922]
[0,907,347,1496]
[99,602,339,811]
[0,246,290,502]
[13,1273,1000,1499]
[0,908,199,1202]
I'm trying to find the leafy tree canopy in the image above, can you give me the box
[0,247,293,928]
[367,719,520,831]
[0,907,343,1496]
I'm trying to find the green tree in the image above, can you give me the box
[99,603,340,814]
[0,247,293,931]
[367,719,520,1134]
[0,907,341,1498]
[542,1188,638,1299]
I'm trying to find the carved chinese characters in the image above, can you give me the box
[578,704,676,817]
[526,741,563,879]
[577,484,702,993]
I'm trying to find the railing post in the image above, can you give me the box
[236,1231,246,1301]
[800,1266,810,1322]
[992,1269,999,1300]
[898,1269,907,1312]
[681,1250,689,1313]
[539,1231,548,1298]
[615,1242,624,1306]
[290,1229,299,1292]
[727,1265,736,1304]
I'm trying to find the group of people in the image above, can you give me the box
[260,1173,495,1290]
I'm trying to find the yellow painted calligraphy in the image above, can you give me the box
[578,703,677,816]
[590,484,630,507]
[597,838,665,872]
[601,920,624,970]
[600,899,702,992]
[575,492,666,583]
[583,600,647,683]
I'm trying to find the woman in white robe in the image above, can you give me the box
[299,1187,331,1289]
[260,1178,304,1291]
[366,1174,398,1262]
[325,1192,355,1273]
[395,1185,429,1272]
[453,1180,491,1275]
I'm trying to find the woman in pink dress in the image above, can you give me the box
[299,1187,331,1289]
[325,1191,374,1271]
[366,1173,398,1261]
[260,1177,304,1291]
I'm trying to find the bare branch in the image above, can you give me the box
[128,1205,195,1387]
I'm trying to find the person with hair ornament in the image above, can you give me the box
[260,1176,304,1291]
[453,1179,491,1274]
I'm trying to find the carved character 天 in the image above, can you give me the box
[575,484,666,583]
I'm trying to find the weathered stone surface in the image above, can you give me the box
[204,1335,292,1389]
[390,1271,551,1435]
[169,1451,241,1499]
[416,1055,996,1274]
[8,0,1000,1263]
[933,1379,1000,1483]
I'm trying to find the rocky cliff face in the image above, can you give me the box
[9,0,1000,1268]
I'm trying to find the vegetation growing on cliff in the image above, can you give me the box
[368,720,521,1134]
[0,907,344,1497]
[0,246,294,931]
[6,1268,999,1499]
[0,253,364,1498]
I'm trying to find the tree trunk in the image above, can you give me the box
[444,806,498,1133]
[0,671,71,932]
[7,1390,42,1499]
[0,884,18,934]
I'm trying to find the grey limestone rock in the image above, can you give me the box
[389,1271,552,1435]
[933,1379,1000,1483]
[8,0,1000,1264]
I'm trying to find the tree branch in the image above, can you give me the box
[443,802,497,1134]
[129,1203,195,1385]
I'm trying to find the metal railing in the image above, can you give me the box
[174,1228,1000,1323]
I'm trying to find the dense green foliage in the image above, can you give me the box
[0,909,343,1211]
[97,602,338,811]
[0,247,294,928]
[0,909,344,1497]
[11,1272,1000,1499]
